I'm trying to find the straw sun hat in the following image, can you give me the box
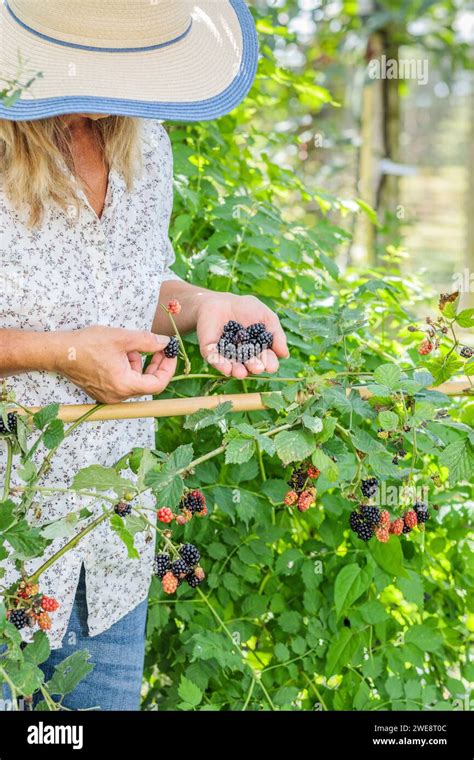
[0,0,258,121]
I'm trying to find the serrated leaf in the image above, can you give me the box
[33,403,59,430]
[302,414,323,433]
[110,514,140,560]
[178,676,203,707]
[0,500,17,532]
[225,436,255,464]
[3,520,48,559]
[456,308,474,328]
[183,402,233,431]
[334,563,373,618]
[43,419,65,449]
[443,438,474,482]
[405,625,443,652]
[23,631,50,665]
[312,448,338,481]
[373,363,402,389]
[378,410,399,431]
[72,465,134,497]
[370,537,405,577]
[47,650,94,695]
[274,429,316,466]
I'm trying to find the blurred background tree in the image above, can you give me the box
[252,0,474,304]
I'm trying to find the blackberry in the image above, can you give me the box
[288,465,307,491]
[186,572,203,588]
[260,329,274,349]
[236,343,256,363]
[153,553,171,578]
[413,500,430,523]
[170,559,189,578]
[349,511,362,532]
[247,322,266,342]
[234,328,249,345]
[361,477,379,499]
[114,501,132,517]
[402,524,412,534]
[182,490,206,514]
[356,521,374,542]
[0,412,17,436]
[361,505,381,527]
[164,336,179,359]
[460,346,473,359]
[9,609,29,630]
[222,320,243,339]
[179,543,200,566]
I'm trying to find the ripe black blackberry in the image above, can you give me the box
[402,524,412,534]
[114,501,132,517]
[186,572,203,588]
[413,500,430,523]
[236,343,257,363]
[164,336,179,359]
[247,322,266,342]
[288,465,307,491]
[9,609,29,630]
[361,505,381,527]
[460,346,473,359]
[0,412,17,436]
[361,477,379,499]
[153,553,170,578]
[182,490,205,514]
[179,543,200,566]
[349,511,362,532]
[260,329,274,349]
[356,521,374,542]
[222,320,243,339]
[234,328,249,344]
[170,558,189,578]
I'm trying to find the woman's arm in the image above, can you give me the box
[0,327,177,404]
[156,280,289,379]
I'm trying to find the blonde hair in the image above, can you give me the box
[0,116,143,227]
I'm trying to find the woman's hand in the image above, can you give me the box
[51,326,177,403]
[196,293,289,378]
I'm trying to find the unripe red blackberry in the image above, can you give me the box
[157,507,174,524]
[167,299,182,315]
[162,572,178,594]
[307,465,321,479]
[389,518,404,535]
[284,490,298,506]
[379,510,390,529]
[41,596,59,612]
[404,509,418,529]
[297,490,314,512]
[375,526,389,543]
[418,339,433,356]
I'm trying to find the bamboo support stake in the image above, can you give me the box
[13,380,472,422]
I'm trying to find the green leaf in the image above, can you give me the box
[373,363,402,390]
[41,514,79,540]
[5,661,44,695]
[225,435,255,464]
[312,448,338,481]
[110,515,140,560]
[443,438,474,482]
[72,465,135,497]
[325,629,357,677]
[405,625,443,652]
[42,419,65,449]
[33,403,59,430]
[274,429,316,466]
[378,410,399,431]
[370,537,405,577]
[0,500,17,532]
[145,445,193,502]
[3,520,48,559]
[178,676,203,707]
[301,414,323,434]
[334,563,372,618]
[23,631,51,665]
[47,650,94,695]
[183,402,233,432]
[456,308,474,328]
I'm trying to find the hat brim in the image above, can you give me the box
[0,0,258,122]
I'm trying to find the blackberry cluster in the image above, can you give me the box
[361,477,379,499]
[179,543,200,566]
[153,553,171,578]
[9,609,29,630]
[164,336,179,359]
[181,490,206,515]
[0,412,17,436]
[216,320,273,363]
[414,500,430,523]
[114,501,132,518]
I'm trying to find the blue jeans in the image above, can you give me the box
[3,566,148,711]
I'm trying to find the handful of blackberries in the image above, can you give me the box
[217,321,274,363]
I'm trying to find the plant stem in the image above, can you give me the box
[160,304,191,375]
[0,667,19,710]
[241,677,256,711]
[2,438,13,501]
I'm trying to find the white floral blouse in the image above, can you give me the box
[0,121,181,649]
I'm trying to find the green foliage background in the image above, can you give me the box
[139,22,474,711]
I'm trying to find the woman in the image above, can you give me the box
[0,1,288,710]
